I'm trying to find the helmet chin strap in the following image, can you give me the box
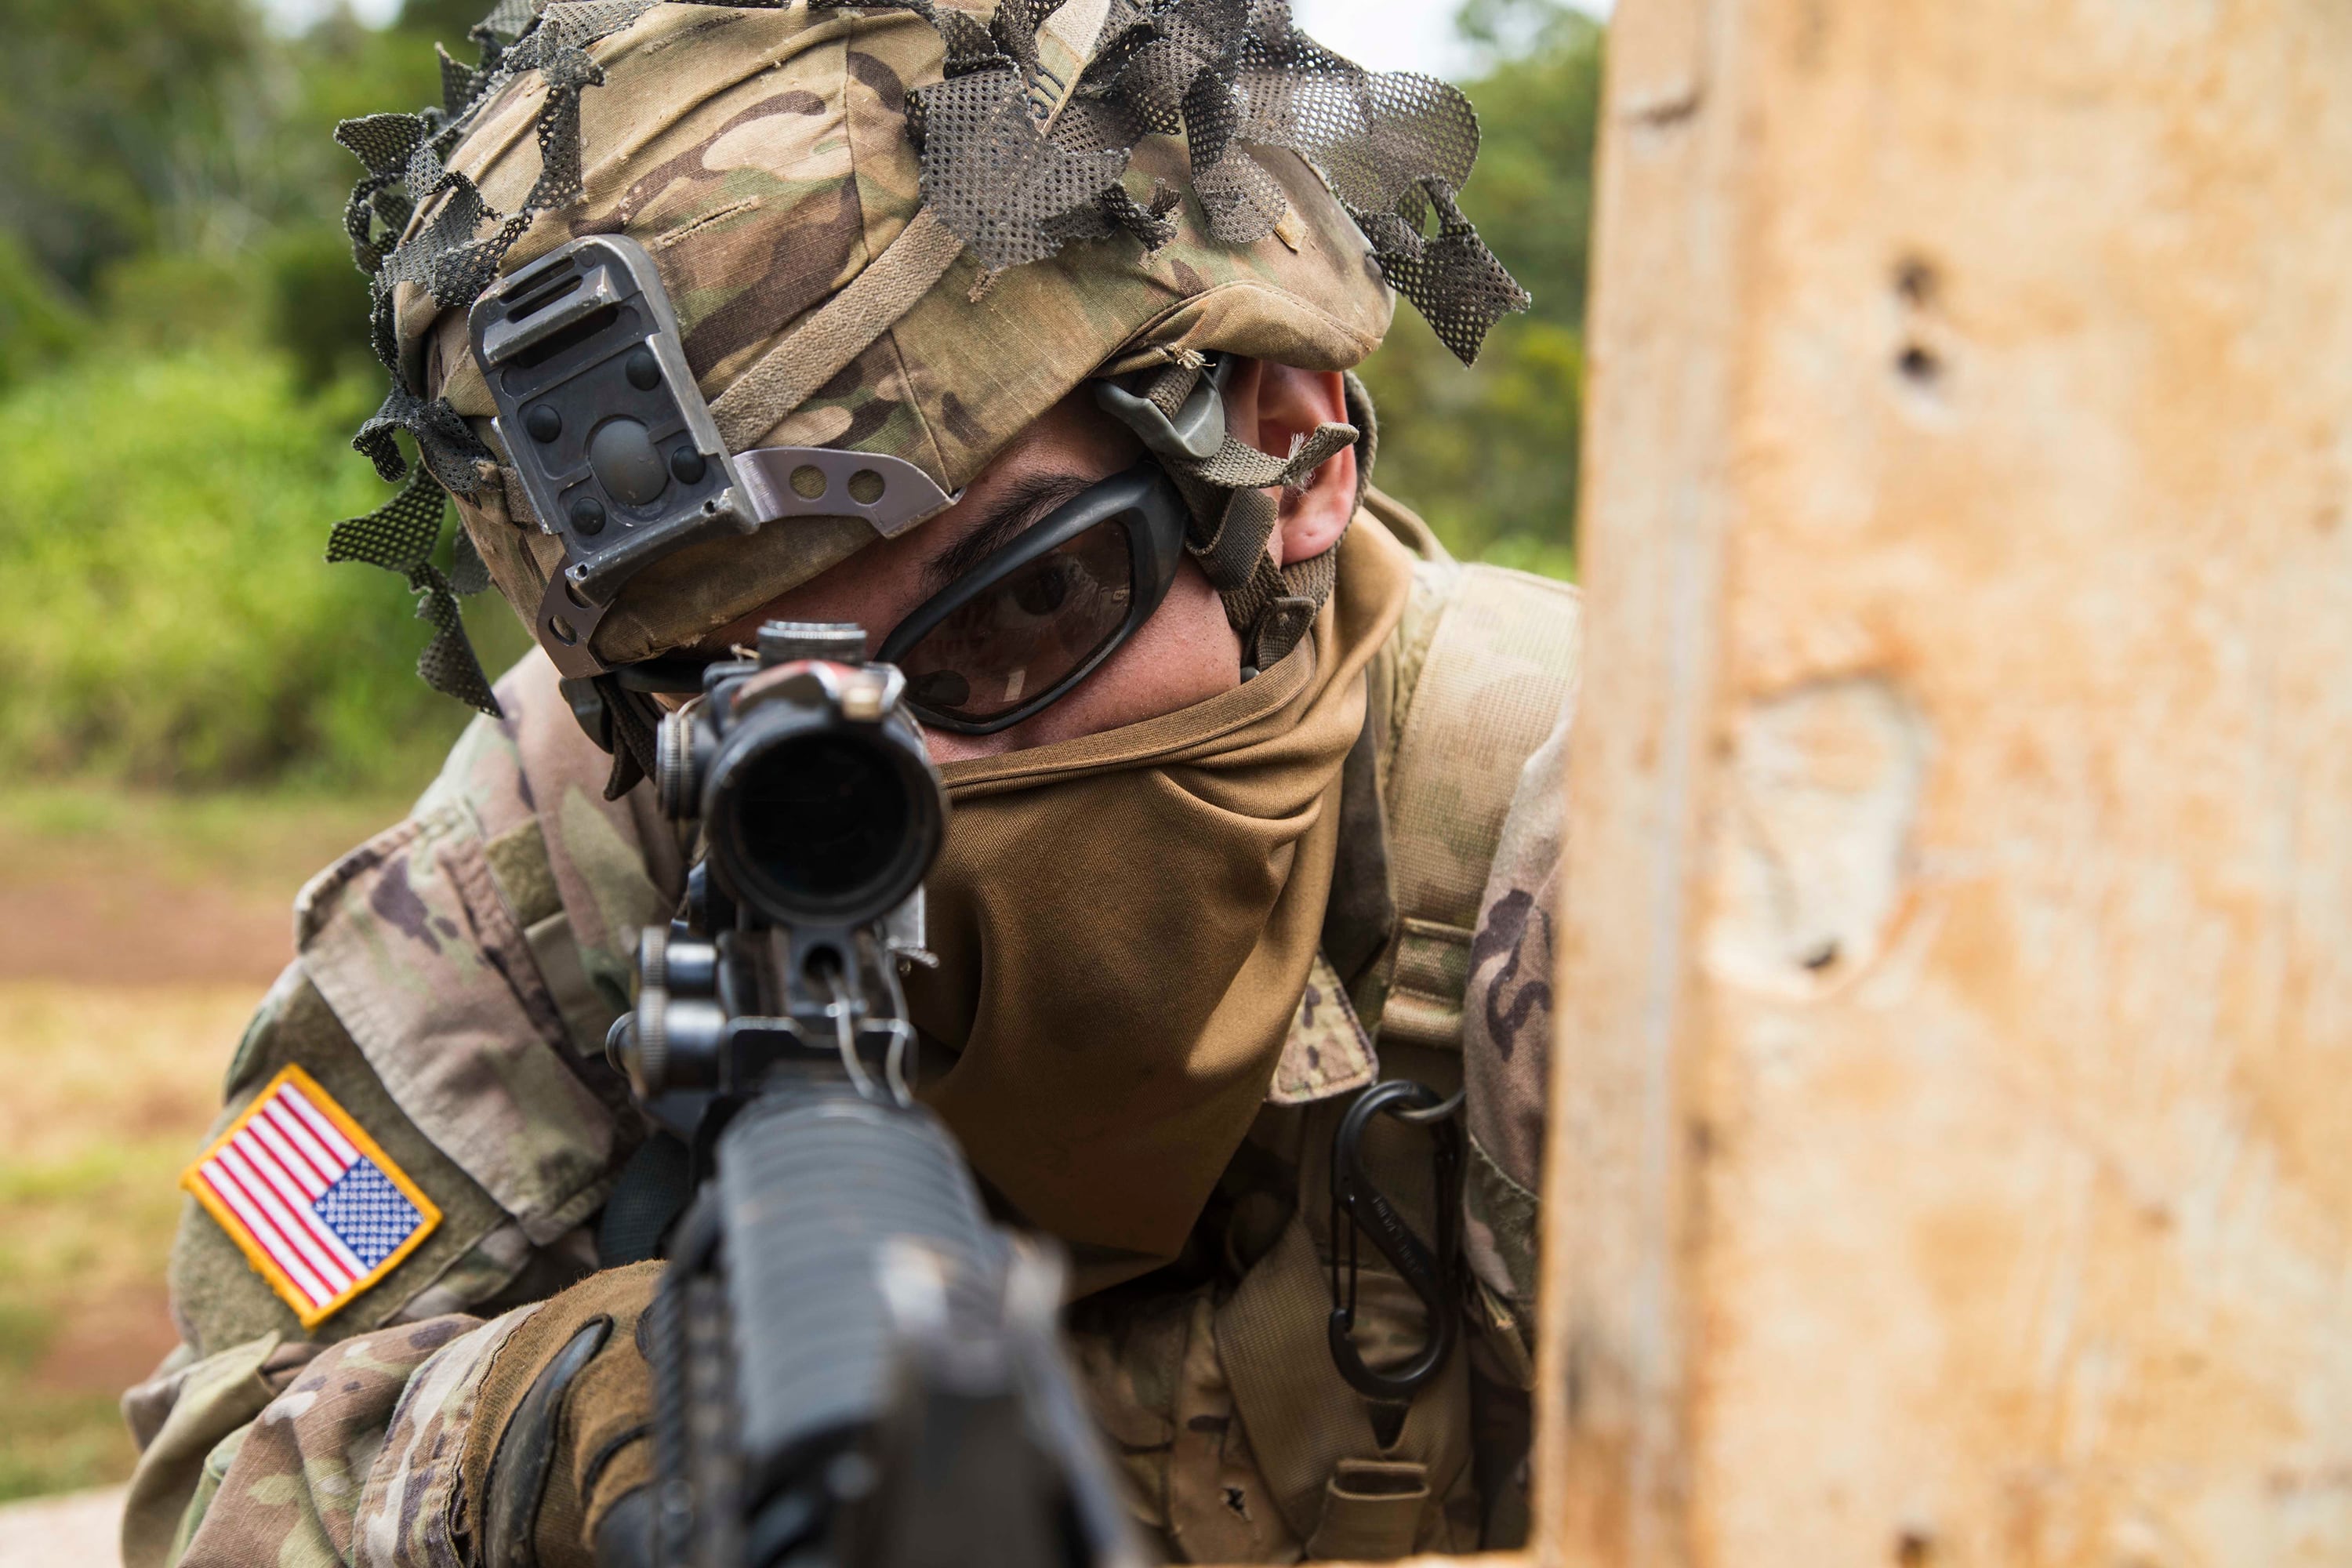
[1093,355,1377,670]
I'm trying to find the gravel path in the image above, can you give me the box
[0,1486,124,1568]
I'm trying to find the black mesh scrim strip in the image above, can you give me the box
[448,524,495,596]
[1236,24,1475,210]
[327,468,503,717]
[1192,144,1287,243]
[1371,183,1530,364]
[910,67,1131,271]
[430,209,535,310]
[438,44,483,117]
[412,563,502,714]
[354,385,492,492]
[367,289,401,376]
[1116,38,1189,131]
[989,0,1047,74]
[1098,181,1181,249]
[810,0,1000,70]
[476,0,537,43]
[335,112,430,177]
[337,115,430,272]
[379,172,486,291]
[529,49,607,209]
[832,0,1524,361]
[343,176,404,273]
[328,463,448,573]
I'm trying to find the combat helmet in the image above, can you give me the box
[328,0,1526,786]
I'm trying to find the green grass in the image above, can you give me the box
[0,1402,127,1501]
[0,782,425,894]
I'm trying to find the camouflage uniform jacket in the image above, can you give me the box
[120,501,1577,1567]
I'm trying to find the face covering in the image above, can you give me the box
[907,520,1414,1290]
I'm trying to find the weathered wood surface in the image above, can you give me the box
[1537,1,2352,1564]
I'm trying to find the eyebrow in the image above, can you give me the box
[920,471,1098,593]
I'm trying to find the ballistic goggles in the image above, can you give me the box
[473,234,1192,735]
[877,460,1185,733]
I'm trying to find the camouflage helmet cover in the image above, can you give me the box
[340,0,1524,682]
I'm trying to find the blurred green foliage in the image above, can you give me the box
[1356,0,1603,580]
[0,234,88,390]
[0,351,526,785]
[0,0,258,294]
[0,0,1599,787]
[0,0,516,786]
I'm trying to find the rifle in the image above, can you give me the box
[603,620,1142,1568]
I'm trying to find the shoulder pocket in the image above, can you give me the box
[172,974,516,1354]
[296,800,625,1247]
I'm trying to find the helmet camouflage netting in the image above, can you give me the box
[328,0,1526,717]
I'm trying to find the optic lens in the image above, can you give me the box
[728,731,910,910]
[895,518,1134,725]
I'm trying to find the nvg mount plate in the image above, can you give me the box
[470,234,956,678]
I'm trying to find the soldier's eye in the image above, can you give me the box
[1011,561,1071,616]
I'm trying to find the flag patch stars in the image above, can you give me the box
[181,1065,441,1327]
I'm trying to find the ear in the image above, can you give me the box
[1224,358,1358,568]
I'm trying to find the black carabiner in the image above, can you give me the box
[1327,1079,1465,1402]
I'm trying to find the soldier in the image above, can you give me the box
[118,1,1578,1563]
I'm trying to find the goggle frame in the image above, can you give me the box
[876,460,1189,735]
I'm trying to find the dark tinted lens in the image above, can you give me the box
[895,518,1135,723]
[728,732,910,909]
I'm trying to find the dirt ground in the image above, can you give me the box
[0,788,413,1501]
[0,1486,124,1568]
[0,788,411,987]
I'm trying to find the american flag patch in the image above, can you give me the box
[181,1065,441,1327]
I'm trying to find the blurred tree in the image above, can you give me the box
[0,234,88,392]
[267,228,379,390]
[91,251,260,353]
[1356,0,1602,577]
[0,0,485,379]
[397,0,499,45]
[1453,0,1603,332]
[0,0,260,295]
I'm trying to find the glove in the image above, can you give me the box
[459,1262,663,1568]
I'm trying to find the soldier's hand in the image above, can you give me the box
[460,1261,662,1568]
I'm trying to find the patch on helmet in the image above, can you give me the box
[181,1065,444,1328]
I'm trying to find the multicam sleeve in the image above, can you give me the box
[120,1334,322,1568]
[169,1307,539,1568]
[1458,689,1573,1348]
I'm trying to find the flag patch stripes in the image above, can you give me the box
[180,1064,441,1327]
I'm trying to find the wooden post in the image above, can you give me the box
[1537,1,2352,1564]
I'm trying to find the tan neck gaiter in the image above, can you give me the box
[908,521,1414,1290]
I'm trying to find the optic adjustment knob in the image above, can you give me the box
[757,620,866,666]
[656,708,699,819]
